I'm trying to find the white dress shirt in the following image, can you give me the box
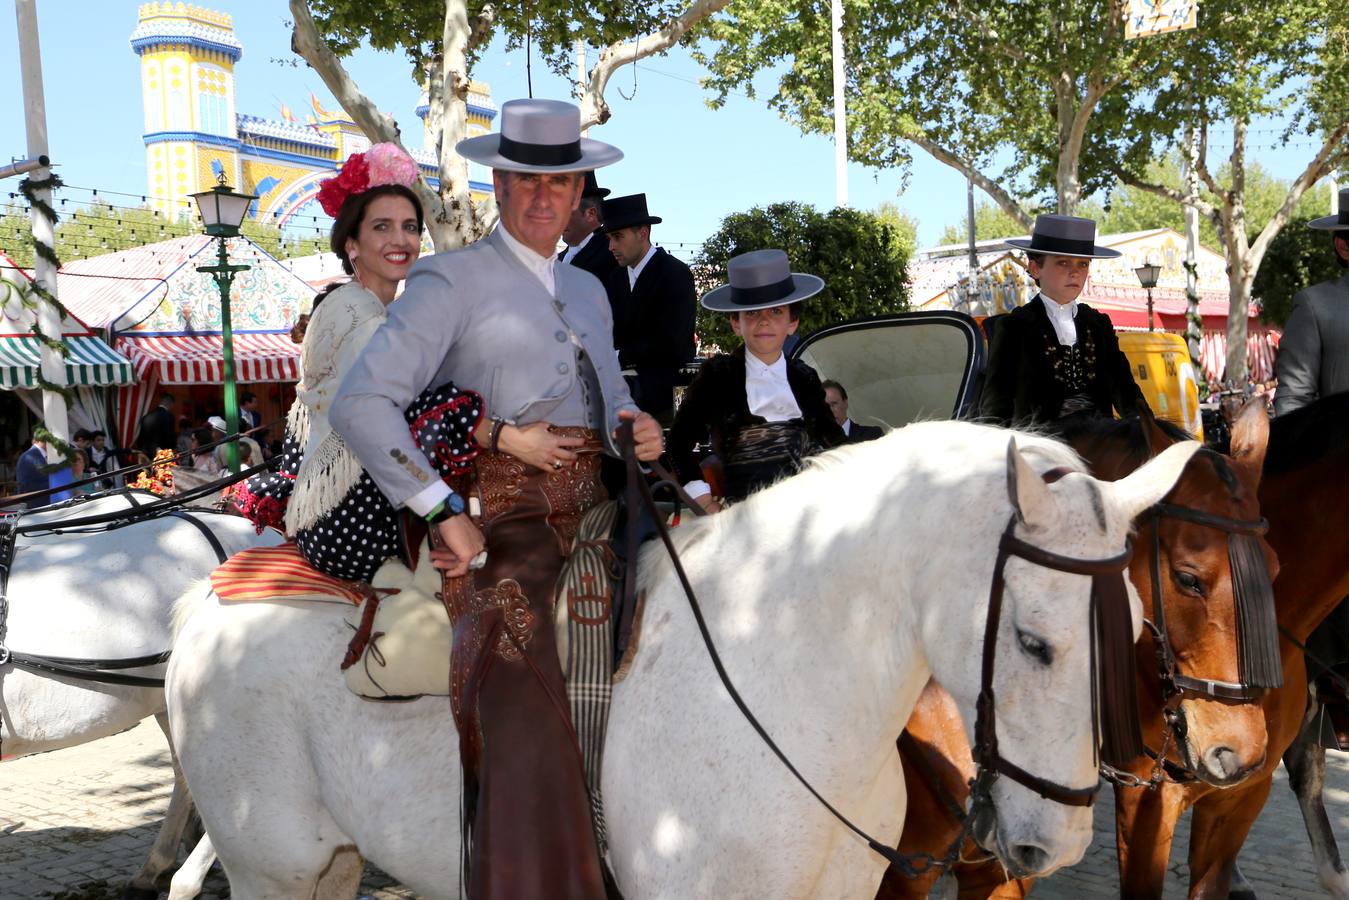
[496,223,556,297]
[842,418,853,436]
[627,244,659,290]
[561,230,594,265]
[684,351,802,499]
[1041,292,1079,347]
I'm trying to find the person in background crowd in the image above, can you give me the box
[560,171,619,289]
[208,415,263,472]
[669,249,844,512]
[822,379,884,444]
[602,192,697,424]
[72,429,92,453]
[978,214,1146,427]
[191,427,222,475]
[16,437,49,499]
[137,392,178,455]
[239,391,261,431]
[174,416,194,455]
[1275,186,1349,415]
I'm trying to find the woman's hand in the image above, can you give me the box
[695,494,722,514]
[499,422,587,473]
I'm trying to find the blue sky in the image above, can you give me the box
[1,2,1334,258]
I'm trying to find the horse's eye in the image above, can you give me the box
[1172,569,1205,597]
[1017,629,1053,666]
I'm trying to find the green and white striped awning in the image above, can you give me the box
[0,335,135,388]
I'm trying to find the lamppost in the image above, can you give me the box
[191,173,257,473]
[1134,259,1162,333]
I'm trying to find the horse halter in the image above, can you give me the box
[1144,502,1280,706]
[972,475,1140,812]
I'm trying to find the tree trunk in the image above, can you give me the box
[429,0,481,251]
[1222,233,1253,388]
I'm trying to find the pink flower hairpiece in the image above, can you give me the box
[317,142,420,218]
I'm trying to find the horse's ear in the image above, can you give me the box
[1228,397,1270,476]
[1006,438,1056,529]
[1105,440,1202,523]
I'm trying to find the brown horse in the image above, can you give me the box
[877,401,1277,900]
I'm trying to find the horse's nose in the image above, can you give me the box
[1203,745,1265,784]
[1005,842,1051,877]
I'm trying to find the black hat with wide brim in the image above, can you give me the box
[581,171,610,199]
[1308,188,1349,230]
[1004,213,1121,259]
[701,249,826,313]
[599,193,661,233]
[455,98,622,174]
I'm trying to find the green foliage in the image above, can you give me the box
[872,201,919,260]
[1252,217,1344,327]
[307,0,692,78]
[694,202,910,350]
[938,202,1031,245]
[0,205,34,267]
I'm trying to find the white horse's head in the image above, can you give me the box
[916,428,1199,879]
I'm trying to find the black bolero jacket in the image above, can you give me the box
[978,295,1147,428]
[667,346,846,487]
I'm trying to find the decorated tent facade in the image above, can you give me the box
[910,228,1279,385]
[57,235,314,447]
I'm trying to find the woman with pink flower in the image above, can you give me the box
[234,143,484,582]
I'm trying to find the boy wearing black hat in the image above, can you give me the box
[979,214,1146,427]
[669,249,845,512]
[601,193,696,424]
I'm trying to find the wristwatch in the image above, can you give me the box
[426,491,467,524]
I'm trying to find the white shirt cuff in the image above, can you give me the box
[404,480,452,517]
[683,480,712,500]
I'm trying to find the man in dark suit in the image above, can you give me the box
[16,438,49,499]
[136,392,178,455]
[822,379,883,443]
[1276,187,1349,415]
[602,193,696,424]
[560,172,619,288]
[978,214,1145,428]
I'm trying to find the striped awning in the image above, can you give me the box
[0,335,135,388]
[115,333,301,385]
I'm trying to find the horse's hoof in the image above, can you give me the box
[120,887,159,900]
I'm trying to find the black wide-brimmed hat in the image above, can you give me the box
[700,249,825,313]
[455,98,622,174]
[1004,214,1121,260]
[1308,188,1349,230]
[599,193,661,233]
[581,171,610,199]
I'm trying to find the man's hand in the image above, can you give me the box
[501,422,587,473]
[617,409,664,461]
[695,494,722,514]
[429,514,487,577]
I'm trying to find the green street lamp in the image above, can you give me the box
[1134,260,1162,332]
[191,173,257,473]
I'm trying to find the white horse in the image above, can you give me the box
[1,491,281,898]
[168,421,1199,899]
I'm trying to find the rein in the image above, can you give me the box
[619,427,1137,871]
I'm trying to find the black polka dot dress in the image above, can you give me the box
[236,381,483,583]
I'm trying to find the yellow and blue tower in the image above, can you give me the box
[131,3,496,229]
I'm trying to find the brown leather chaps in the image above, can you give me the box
[440,428,607,900]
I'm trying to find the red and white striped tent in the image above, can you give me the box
[58,235,314,447]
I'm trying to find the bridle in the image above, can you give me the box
[1106,497,1279,788]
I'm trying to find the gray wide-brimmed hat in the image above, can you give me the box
[1004,214,1122,259]
[700,249,826,313]
[1307,188,1349,230]
[455,99,623,174]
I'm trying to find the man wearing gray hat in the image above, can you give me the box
[1274,187,1349,415]
[330,98,663,899]
[979,214,1146,427]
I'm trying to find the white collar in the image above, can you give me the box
[628,244,659,288]
[745,351,788,379]
[842,417,852,435]
[1041,292,1078,319]
[496,223,556,295]
[567,230,595,252]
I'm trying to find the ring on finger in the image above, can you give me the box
[552,460,563,470]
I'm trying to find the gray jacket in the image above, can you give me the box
[1275,271,1349,415]
[330,228,636,509]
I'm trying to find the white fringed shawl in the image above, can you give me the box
[284,281,389,534]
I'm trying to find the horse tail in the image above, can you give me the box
[171,578,217,640]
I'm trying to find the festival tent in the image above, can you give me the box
[57,235,314,447]
[0,251,135,439]
[909,229,1279,384]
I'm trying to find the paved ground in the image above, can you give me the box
[1,720,1347,898]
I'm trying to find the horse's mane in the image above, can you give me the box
[1265,390,1349,476]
